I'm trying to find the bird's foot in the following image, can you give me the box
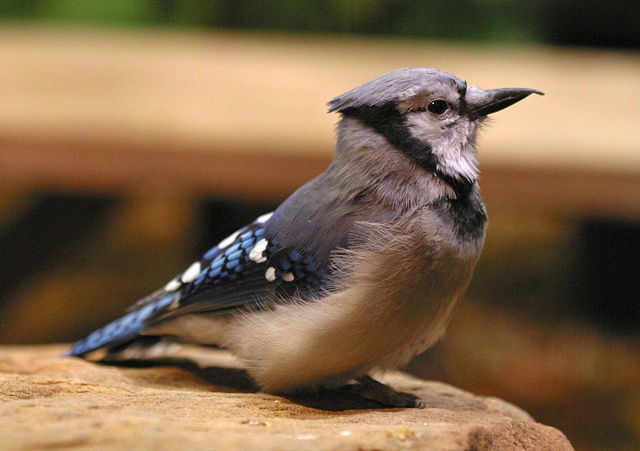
[342,375,426,408]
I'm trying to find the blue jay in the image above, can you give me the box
[69,68,542,407]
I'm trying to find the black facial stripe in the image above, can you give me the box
[342,103,439,172]
[457,80,468,115]
[341,103,474,199]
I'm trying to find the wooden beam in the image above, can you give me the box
[1,24,639,215]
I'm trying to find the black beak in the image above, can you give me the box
[467,87,543,119]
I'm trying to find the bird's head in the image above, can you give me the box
[328,68,542,198]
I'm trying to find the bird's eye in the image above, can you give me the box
[427,100,449,115]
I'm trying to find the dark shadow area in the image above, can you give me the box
[542,0,640,49]
[97,356,392,411]
[573,216,640,334]
[100,357,259,393]
[0,192,119,312]
[285,386,394,412]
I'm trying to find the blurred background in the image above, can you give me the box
[0,1,639,450]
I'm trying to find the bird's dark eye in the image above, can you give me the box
[427,99,449,115]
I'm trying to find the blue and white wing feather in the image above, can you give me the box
[68,212,327,356]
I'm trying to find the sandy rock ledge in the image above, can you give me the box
[0,344,572,450]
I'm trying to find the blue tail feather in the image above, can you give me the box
[66,293,179,356]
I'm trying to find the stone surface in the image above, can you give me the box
[0,344,573,450]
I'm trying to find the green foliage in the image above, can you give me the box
[0,0,636,48]
[34,0,157,25]
[0,0,541,43]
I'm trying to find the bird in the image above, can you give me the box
[68,68,542,408]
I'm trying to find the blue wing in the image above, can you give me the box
[68,212,328,356]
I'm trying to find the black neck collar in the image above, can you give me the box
[341,103,474,200]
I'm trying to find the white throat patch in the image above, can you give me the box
[404,113,479,183]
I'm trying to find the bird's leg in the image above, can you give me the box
[344,375,426,408]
